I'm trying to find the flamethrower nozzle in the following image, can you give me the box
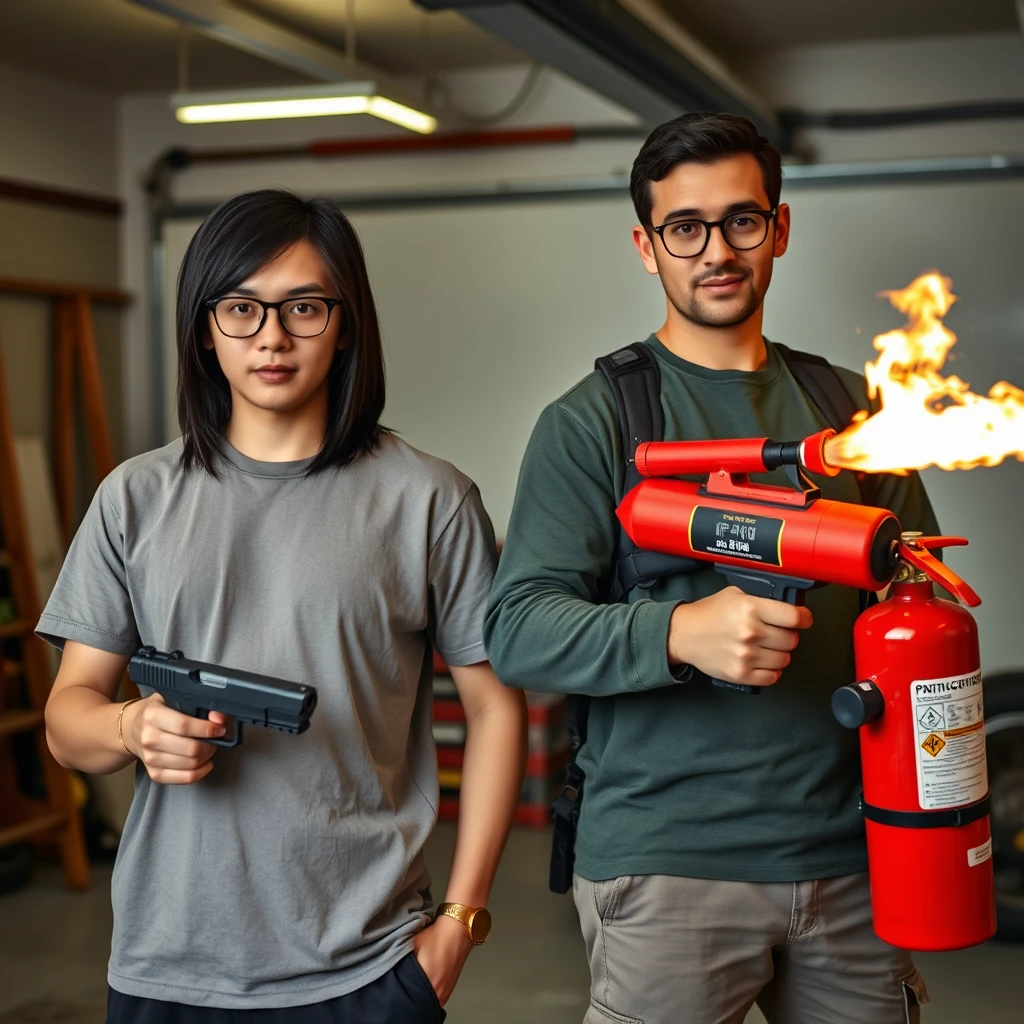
[798,429,841,478]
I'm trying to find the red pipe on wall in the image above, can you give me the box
[185,126,580,165]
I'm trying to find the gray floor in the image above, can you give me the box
[1,823,1023,1022]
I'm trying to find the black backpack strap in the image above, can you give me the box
[774,342,881,503]
[596,343,664,498]
[595,344,699,601]
[774,342,859,437]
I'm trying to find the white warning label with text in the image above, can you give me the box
[910,670,987,811]
[967,839,993,868]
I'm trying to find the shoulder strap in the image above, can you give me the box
[773,341,885,612]
[595,343,663,499]
[773,342,859,435]
[773,342,878,508]
[594,343,698,603]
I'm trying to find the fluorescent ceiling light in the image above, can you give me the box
[172,83,437,134]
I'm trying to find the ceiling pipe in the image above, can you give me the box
[614,0,769,121]
[414,0,781,144]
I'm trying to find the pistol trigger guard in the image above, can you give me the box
[197,707,243,747]
[208,719,243,748]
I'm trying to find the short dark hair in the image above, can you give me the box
[176,189,387,476]
[630,111,782,227]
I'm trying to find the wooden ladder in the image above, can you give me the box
[0,326,89,889]
[0,277,130,890]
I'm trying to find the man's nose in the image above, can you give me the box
[703,224,737,264]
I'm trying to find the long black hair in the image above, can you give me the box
[176,188,387,475]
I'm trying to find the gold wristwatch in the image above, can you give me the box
[435,902,492,945]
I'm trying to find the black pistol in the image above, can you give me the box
[127,646,317,748]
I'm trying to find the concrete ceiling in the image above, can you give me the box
[0,0,1017,101]
[0,0,524,95]
[659,0,1020,56]
[236,0,523,75]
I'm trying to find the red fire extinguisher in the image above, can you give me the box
[832,534,996,950]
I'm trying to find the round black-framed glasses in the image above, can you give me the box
[205,296,342,339]
[652,208,778,259]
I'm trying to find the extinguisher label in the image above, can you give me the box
[910,670,988,810]
[967,838,993,868]
[689,507,783,565]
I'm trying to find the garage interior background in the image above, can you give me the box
[0,1,1022,1022]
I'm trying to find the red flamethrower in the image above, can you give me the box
[616,429,978,692]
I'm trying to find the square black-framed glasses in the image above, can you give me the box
[204,296,343,339]
[652,208,778,259]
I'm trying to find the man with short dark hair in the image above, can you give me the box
[485,112,937,1023]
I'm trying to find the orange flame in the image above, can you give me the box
[823,272,1024,474]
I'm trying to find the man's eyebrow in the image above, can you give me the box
[660,199,765,222]
[660,206,703,221]
[227,282,327,297]
[724,199,767,213]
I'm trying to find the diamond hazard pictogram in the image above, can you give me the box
[921,733,946,758]
[918,705,944,730]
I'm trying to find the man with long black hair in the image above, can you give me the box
[42,189,527,1023]
[486,114,937,1023]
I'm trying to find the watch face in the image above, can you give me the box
[468,907,492,943]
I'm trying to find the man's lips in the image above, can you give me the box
[254,365,297,382]
[698,275,746,293]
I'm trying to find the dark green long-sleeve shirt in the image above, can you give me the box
[485,336,939,883]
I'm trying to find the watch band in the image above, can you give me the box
[436,902,491,945]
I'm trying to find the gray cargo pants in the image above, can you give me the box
[574,872,928,1024]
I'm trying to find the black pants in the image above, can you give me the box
[106,954,446,1024]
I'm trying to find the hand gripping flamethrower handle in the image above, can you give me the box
[620,429,904,695]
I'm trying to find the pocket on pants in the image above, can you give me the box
[592,875,632,925]
[583,998,644,1024]
[401,953,446,1022]
[900,965,929,1024]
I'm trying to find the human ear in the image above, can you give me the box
[632,225,660,276]
[772,203,791,258]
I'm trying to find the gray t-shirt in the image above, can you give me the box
[37,434,497,1009]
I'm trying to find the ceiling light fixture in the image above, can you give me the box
[172,83,438,134]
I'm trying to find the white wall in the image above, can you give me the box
[745,31,1024,163]
[0,62,118,195]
